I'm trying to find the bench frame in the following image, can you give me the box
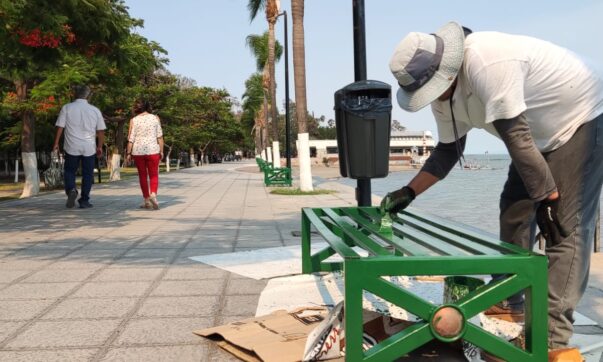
[256,157,292,187]
[301,206,548,362]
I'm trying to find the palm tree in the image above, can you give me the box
[245,32,282,155]
[242,73,265,155]
[291,0,313,191]
[247,0,280,144]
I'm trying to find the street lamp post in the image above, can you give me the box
[352,0,371,206]
[277,11,291,169]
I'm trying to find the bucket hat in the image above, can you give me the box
[389,21,465,112]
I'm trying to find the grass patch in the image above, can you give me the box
[270,188,336,196]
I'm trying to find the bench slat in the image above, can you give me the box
[322,208,392,256]
[343,208,434,256]
[303,208,359,258]
[400,208,528,255]
[399,216,504,256]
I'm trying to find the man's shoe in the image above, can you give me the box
[66,189,78,208]
[78,200,93,209]
[484,302,525,323]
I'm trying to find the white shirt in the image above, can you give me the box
[432,31,603,152]
[128,113,163,155]
[55,99,106,156]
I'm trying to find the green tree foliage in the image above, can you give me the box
[246,32,282,72]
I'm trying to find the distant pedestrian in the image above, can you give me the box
[125,100,164,210]
[52,85,105,209]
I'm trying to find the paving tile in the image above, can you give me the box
[136,296,220,317]
[134,237,189,249]
[0,348,98,362]
[150,280,224,297]
[45,260,106,270]
[65,248,127,260]
[78,239,139,250]
[0,299,57,321]
[222,295,260,316]
[42,297,137,319]
[72,281,152,298]
[110,257,172,268]
[100,345,209,362]
[21,268,97,283]
[0,282,78,300]
[163,266,228,280]
[122,248,179,259]
[0,259,54,270]
[184,240,235,250]
[91,267,164,282]
[225,278,267,295]
[25,241,87,251]
[0,270,31,283]
[6,250,69,260]
[115,317,212,345]
[6,319,120,348]
[0,321,25,342]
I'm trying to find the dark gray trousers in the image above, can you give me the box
[499,113,603,348]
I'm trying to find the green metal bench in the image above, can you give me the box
[255,157,273,172]
[264,166,292,186]
[301,206,548,361]
[256,157,292,187]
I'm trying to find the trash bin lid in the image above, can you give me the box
[341,79,391,92]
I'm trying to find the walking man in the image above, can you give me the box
[382,22,603,357]
[52,85,106,208]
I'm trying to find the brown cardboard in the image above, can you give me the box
[194,307,412,362]
[194,308,342,362]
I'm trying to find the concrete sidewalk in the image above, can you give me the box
[0,161,602,361]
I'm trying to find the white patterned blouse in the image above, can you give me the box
[128,113,163,156]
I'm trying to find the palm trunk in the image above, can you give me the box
[254,125,262,156]
[16,80,40,197]
[291,0,313,191]
[268,21,278,142]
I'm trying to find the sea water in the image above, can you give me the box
[333,154,511,235]
[331,153,603,237]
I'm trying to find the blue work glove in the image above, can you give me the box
[536,196,569,247]
[380,186,416,217]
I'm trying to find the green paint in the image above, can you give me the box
[301,206,548,361]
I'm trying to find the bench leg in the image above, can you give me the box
[525,257,549,361]
[301,212,313,274]
[344,260,364,362]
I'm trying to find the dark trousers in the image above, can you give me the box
[499,114,603,347]
[64,153,95,202]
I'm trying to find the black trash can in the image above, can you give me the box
[334,80,392,179]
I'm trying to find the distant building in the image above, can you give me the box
[308,131,435,164]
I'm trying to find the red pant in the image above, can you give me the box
[133,154,161,198]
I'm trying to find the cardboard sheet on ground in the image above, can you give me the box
[194,307,409,362]
[189,243,367,280]
[192,246,602,360]
[257,273,603,361]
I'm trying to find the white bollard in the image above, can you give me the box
[298,133,313,191]
[272,141,281,168]
[14,159,19,183]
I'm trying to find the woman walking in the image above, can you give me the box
[126,100,164,210]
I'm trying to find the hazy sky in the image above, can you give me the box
[124,0,603,154]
